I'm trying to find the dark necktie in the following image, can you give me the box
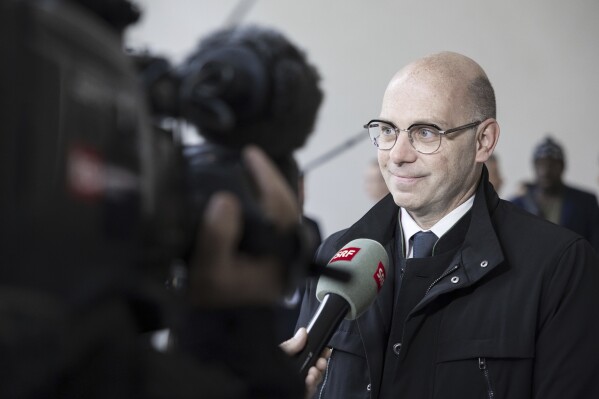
[412,231,438,258]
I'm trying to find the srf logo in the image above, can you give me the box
[373,261,386,292]
[330,247,361,263]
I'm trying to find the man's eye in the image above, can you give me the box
[381,126,395,136]
[414,126,439,140]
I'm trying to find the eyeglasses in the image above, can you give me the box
[363,119,482,154]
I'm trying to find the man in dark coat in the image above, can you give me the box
[295,52,599,398]
[510,136,599,253]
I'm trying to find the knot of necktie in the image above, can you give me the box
[412,231,438,258]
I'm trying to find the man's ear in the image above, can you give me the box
[475,118,500,163]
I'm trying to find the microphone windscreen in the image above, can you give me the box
[316,238,388,320]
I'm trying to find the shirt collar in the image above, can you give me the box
[400,195,475,258]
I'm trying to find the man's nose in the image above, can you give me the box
[389,131,417,162]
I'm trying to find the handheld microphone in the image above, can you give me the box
[296,238,388,375]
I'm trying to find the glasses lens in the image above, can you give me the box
[368,121,396,150]
[409,125,442,154]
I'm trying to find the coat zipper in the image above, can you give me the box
[318,348,333,399]
[424,264,460,295]
[478,357,495,399]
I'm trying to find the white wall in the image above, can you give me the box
[127,0,599,238]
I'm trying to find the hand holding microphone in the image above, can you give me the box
[279,327,329,399]
[295,238,389,375]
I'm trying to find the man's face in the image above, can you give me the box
[534,157,563,191]
[377,75,482,225]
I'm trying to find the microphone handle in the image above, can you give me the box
[295,293,350,376]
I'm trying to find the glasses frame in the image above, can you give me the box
[364,119,482,154]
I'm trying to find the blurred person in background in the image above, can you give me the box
[510,136,599,252]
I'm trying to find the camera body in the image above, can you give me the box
[1,1,323,291]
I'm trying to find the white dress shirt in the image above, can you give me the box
[400,196,475,258]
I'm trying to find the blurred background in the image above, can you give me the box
[126,0,599,238]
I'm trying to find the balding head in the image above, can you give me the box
[402,52,485,81]
[386,52,496,121]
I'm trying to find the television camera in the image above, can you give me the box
[0,0,324,295]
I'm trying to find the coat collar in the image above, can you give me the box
[455,165,504,286]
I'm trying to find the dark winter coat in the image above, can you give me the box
[296,168,599,399]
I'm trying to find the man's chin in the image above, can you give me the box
[391,192,420,210]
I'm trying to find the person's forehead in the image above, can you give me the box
[387,67,468,103]
[381,79,461,122]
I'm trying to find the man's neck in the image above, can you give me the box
[408,189,478,230]
[401,196,475,256]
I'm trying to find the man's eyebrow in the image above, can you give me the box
[408,120,447,128]
[376,117,449,128]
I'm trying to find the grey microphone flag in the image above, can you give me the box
[316,238,389,320]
